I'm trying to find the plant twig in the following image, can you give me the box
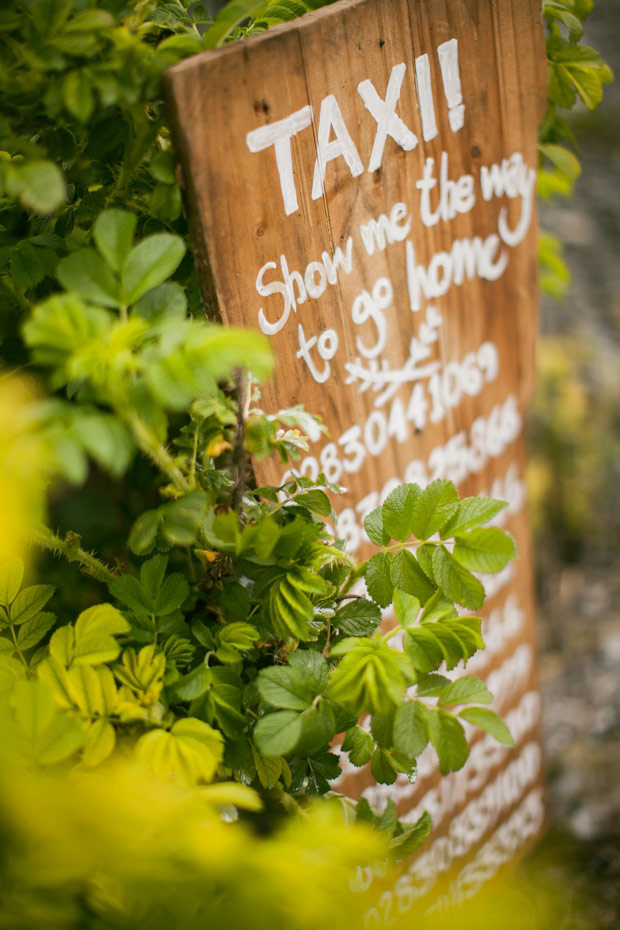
[232,368,246,511]
[123,410,191,494]
[31,524,117,584]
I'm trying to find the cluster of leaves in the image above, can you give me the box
[0,747,388,930]
[1,231,519,810]
[0,0,335,347]
[0,0,610,924]
[538,0,613,298]
[1,206,518,845]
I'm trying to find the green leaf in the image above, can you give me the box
[159,491,209,547]
[73,604,130,666]
[191,327,273,383]
[381,484,420,542]
[418,545,485,610]
[365,552,393,608]
[128,510,161,555]
[442,619,480,662]
[175,665,212,701]
[287,650,329,694]
[440,497,508,537]
[431,623,468,670]
[453,528,517,574]
[93,209,137,272]
[251,749,282,789]
[364,507,390,546]
[448,616,485,651]
[370,747,397,785]
[539,143,581,183]
[390,549,435,604]
[136,717,223,785]
[10,585,55,626]
[411,480,459,540]
[393,589,420,629]
[16,612,56,651]
[393,701,429,758]
[134,283,187,324]
[62,70,94,123]
[65,9,115,31]
[139,555,167,600]
[333,598,382,637]
[0,558,24,607]
[203,0,270,49]
[390,811,433,858]
[82,717,116,767]
[49,625,75,668]
[371,709,394,748]
[376,797,398,834]
[548,42,613,110]
[329,638,407,715]
[10,243,48,290]
[11,160,66,214]
[295,701,335,756]
[458,707,514,746]
[12,679,84,765]
[403,627,444,673]
[268,577,311,642]
[217,622,259,651]
[154,574,189,615]
[57,249,120,307]
[544,3,584,38]
[292,489,333,517]
[420,591,457,622]
[416,674,451,697]
[438,675,493,707]
[258,665,315,710]
[149,151,176,185]
[201,782,262,812]
[428,709,469,774]
[121,233,186,305]
[254,710,302,756]
[23,294,112,371]
[77,412,134,476]
[342,725,374,766]
[109,574,151,615]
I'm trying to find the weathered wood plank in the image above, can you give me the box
[166,0,548,906]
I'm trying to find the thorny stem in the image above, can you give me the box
[189,426,199,490]
[124,410,191,494]
[232,368,246,511]
[31,524,116,584]
[323,620,332,657]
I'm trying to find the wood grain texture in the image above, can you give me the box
[166,0,547,904]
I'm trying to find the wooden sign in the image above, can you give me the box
[166,0,547,912]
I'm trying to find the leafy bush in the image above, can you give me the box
[538,0,612,297]
[0,209,517,922]
[0,0,610,926]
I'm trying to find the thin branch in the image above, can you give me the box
[31,524,116,584]
[232,368,246,511]
[123,410,191,494]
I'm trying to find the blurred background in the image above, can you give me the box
[522,2,620,925]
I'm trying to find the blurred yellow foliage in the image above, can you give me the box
[0,750,387,930]
[0,374,50,564]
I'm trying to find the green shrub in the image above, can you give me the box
[0,0,610,926]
